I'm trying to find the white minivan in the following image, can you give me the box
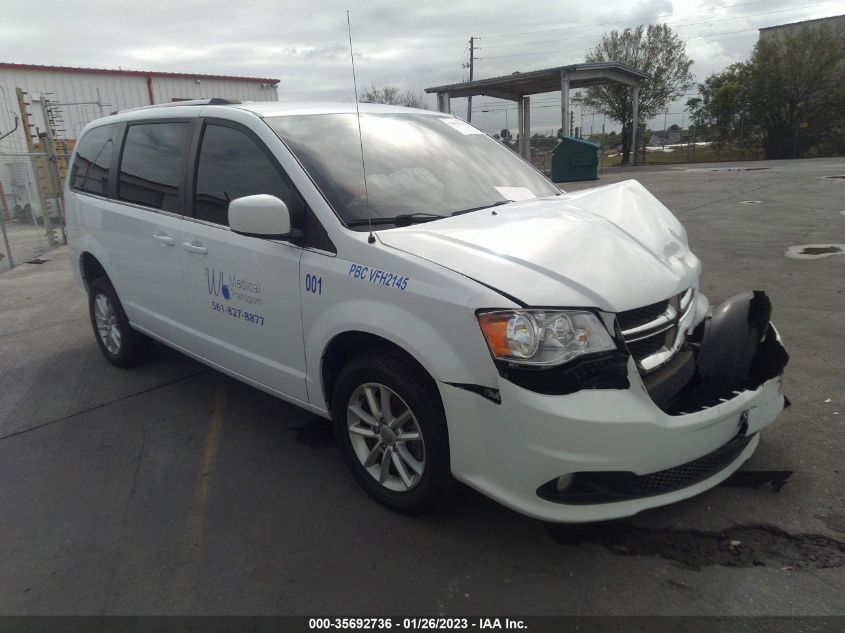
[66,100,789,522]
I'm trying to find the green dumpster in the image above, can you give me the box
[551,137,599,182]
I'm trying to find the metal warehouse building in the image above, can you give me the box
[0,62,279,139]
[0,63,279,266]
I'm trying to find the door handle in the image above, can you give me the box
[152,232,175,246]
[182,240,208,255]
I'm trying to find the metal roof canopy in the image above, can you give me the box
[426,62,649,163]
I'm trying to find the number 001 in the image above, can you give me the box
[305,273,322,295]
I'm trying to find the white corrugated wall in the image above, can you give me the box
[0,66,278,220]
[151,77,277,104]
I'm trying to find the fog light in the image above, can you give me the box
[555,474,574,493]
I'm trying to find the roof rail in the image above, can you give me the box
[110,98,243,115]
[154,98,242,107]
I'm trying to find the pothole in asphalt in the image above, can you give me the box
[547,522,845,570]
[738,200,763,205]
[784,244,845,260]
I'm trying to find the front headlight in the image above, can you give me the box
[477,309,616,366]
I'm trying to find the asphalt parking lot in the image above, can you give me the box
[0,157,843,616]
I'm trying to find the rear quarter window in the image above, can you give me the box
[70,124,118,196]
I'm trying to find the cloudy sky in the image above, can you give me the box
[2,0,841,133]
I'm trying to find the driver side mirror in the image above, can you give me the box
[229,194,292,238]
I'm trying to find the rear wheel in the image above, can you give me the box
[88,277,153,367]
[331,350,451,514]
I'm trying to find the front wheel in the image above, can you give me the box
[331,350,451,514]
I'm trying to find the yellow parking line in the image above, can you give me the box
[189,381,227,557]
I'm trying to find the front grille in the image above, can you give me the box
[638,444,742,491]
[617,288,694,371]
[625,335,669,360]
[537,433,755,504]
[616,299,670,331]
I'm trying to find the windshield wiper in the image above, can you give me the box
[451,199,512,217]
[346,213,446,228]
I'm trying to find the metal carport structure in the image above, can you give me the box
[425,62,650,163]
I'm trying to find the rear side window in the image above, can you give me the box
[70,124,117,195]
[194,123,304,227]
[118,122,191,212]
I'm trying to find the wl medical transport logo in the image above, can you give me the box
[205,267,263,306]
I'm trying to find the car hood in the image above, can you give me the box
[376,179,700,312]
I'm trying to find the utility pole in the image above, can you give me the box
[16,88,44,233]
[691,125,697,163]
[39,97,67,245]
[465,37,474,122]
[600,122,605,174]
[0,182,13,269]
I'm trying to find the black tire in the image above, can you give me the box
[88,276,153,367]
[331,349,452,514]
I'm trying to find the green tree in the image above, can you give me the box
[575,24,694,164]
[751,25,844,158]
[361,83,427,109]
[691,24,845,158]
[687,62,751,150]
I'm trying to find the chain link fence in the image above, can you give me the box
[1,89,79,273]
[0,148,68,273]
[594,119,845,168]
[496,118,845,178]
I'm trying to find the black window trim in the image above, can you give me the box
[105,122,126,200]
[115,117,197,215]
[188,117,335,254]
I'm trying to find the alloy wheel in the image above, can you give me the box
[346,382,426,492]
[93,293,121,355]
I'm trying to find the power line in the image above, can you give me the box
[474,2,841,50]
[474,20,819,61]
[442,45,470,88]
[474,0,776,40]
[475,27,752,60]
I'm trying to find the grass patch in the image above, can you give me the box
[602,144,767,167]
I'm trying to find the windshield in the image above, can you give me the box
[267,113,560,227]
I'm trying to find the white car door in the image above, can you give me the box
[178,119,308,402]
[107,120,193,346]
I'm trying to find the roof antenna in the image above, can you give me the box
[346,10,375,244]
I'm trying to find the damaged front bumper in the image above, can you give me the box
[441,291,789,523]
